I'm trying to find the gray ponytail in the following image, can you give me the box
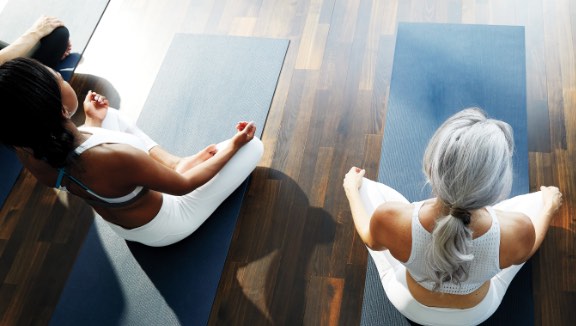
[422,107,514,290]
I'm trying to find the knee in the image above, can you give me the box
[48,26,70,41]
[236,137,264,167]
[249,137,264,157]
[39,26,69,48]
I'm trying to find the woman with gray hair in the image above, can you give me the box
[343,108,562,325]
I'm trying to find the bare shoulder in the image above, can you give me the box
[495,209,535,266]
[374,201,413,216]
[370,201,413,261]
[372,201,412,226]
[94,143,149,163]
[83,143,153,182]
[496,209,534,232]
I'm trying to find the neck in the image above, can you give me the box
[63,119,87,147]
[431,198,450,216]
[431,198,485,219]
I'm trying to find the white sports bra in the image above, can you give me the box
[403,201,502,295]
[55,127,149,207]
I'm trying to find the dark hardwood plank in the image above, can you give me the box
[0,170,93,325]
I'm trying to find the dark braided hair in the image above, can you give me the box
[0,57,75,168]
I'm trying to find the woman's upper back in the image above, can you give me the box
[404,201,501,294]
[57,127,149,204]
[372,199,535,282]
[17,127,168,228]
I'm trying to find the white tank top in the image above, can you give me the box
[55,127,149,206]
[403,201,502,294]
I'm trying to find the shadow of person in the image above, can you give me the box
[125,167,336,326]
[5,173,128,326]
[526,225,576,324]
[210,168,337,325]
[48,205,127,326]
[125,175,254,326]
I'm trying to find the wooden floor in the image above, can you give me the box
[0,0,574,325]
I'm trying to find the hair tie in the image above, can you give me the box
[449,206,471,225]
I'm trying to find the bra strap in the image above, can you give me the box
[55,168,66,188]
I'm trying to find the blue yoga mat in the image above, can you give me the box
[361,22,531,325]
[49,34,288,326]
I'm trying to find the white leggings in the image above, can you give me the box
[359,178,544,326]
[93,108,263,247]
[99,107,158,151]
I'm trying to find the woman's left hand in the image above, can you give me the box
[343,166,365,192]
[231,121,256,148]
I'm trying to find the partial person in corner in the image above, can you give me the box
[0,15,71,68]
[0,57,263,247]
[343,108,562,326]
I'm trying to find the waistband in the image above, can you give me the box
[382,266,500,326]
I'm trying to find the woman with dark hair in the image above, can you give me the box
[0,15,71,68]
[343,108,562,325]
[0,57,263,247]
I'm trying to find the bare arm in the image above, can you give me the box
[527,186,563,258]
[0,16,64,64]
[114,121,258,195]
[81,90,218,171]
[343,167,385,249]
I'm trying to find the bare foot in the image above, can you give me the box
[175,144,217,173]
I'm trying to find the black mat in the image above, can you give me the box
[49,34,288,326]
[0,0,109,210]
[361,22,531,325]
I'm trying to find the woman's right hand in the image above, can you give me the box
[541,186,562,214]
[343,166,365,193]
[27,16,64,38]
[231,121,256,148]
[83,91,109,127]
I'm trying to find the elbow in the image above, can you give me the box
[516,220,537,263]
[172,188,194,196]
[361,231,387,251]
[166,177,199,196]
[179,182,201,196]
[366,241,387,251]
[365,214,390,251]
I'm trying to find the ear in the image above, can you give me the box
[61,107,71,119]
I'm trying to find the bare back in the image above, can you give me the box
[373,199,534,309]
[16,143,164,229]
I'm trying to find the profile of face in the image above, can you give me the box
[49,68,78,118]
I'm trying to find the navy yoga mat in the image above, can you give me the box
[361,23,531,325]
[49,34,288,326]
[0,0,109,210]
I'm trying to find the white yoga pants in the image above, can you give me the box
[95,108,263,247]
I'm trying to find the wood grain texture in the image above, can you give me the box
[0,0,574,325]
